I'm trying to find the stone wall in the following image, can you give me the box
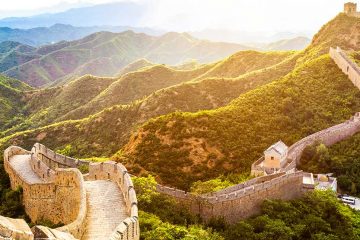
[330,47,360,90]
[158,171,303,224]
[87,161,140,240]
[33,143,89,170]
[0,216,33,240]
[3,146,87,239]
[203,171,303,223]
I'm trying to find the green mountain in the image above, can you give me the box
[1,31,253,87]
[2,14,359,191]
[116,14,360,189]
[264,36,310,51]
[0,75,32,131]
[0,24,164,47]
[0,50,293,157]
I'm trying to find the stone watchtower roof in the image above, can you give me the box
[264,140,288,156]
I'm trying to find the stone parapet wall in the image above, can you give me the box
[0,216,33,240]
[286,112,360,165]
[330,47,360,90]
[87,161,140,240]
[202,172,285,197]
[203,171,303,223]
[3,145,87,239]
[33,143,89,170]
[158,171,303,223]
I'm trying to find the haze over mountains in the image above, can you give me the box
[0,31,253,87]
[0,1,311,45]
[0,2,147,29]
[2,0,360,237]
[0,12,357,189]
[0,24,164,46]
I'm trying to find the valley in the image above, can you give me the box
[1,2,360,240]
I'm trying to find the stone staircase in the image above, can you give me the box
[82,180,128,240]
[2,144,139,240]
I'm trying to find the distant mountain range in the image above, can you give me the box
[0,23,310,51]
[0,1,313,45]
[0,2,147,29]
[0,31,252,87]
[251,36,311,51]
[0,23,163,46]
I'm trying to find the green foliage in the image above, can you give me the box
[56,144,75,157]
[0,184,27,219]
[34,219,64,228]
[78,164,89,174]
[299,142,331,173]
[190,173,252,195]
[139,211,224,240]
[125,53,360,189]
[223,191,360,240]
[133,175,199,226]
[302,131,360,196]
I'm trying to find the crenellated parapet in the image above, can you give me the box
[157,171,303,223]
[2,143,139,239]
[86,161,140,240]
[32,143,89,170]
[4,145,87,239]
[251,111,360,176]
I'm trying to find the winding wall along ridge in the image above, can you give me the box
[157,46,360,224]
[2,143,139,240]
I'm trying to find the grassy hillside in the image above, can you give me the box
[0,41,39,72]
[265,37,310,51]
[117,58,155,76]
[0,49,298,159]
[59,63,215,121]
[195,51,294,80]
[2,31,253,87]
[120,54,360,189]
[2,13,359,191]
[0,75,32,131]
[299,129,360,197]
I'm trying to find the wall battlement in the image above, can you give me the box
[2,144,139,240]
[157,171,304,223]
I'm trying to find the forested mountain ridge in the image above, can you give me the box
[0,30,252,87]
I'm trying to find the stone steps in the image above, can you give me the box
[82,180,128,240]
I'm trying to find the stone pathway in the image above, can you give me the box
[82,180,128,240]
[8,154,44,184]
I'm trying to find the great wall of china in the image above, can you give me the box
[1,46,360,239]
[1,143,139,240]
[156,46,360,223]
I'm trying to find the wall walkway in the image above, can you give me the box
[2,143,139,240]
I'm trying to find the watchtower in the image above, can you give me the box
[344,2,357,15]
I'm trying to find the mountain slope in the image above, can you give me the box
[0,2,147,28]
[194,51,294,80]
[265,37,310,51]
[0,75,32,130]
[2,31,253,87]
[116,14,360,189]
[0,24,164,47]
[0,49,297,155]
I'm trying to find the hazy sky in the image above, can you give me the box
[0,0,350,33]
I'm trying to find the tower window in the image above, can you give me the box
[271,156,274,160]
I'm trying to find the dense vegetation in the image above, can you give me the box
[135,175,360,240]
[0,50,294,159]
[299,134,360,196]
[0,75,32,131]
[222,191,360,240]
[123,54,360,190]
[1,31,251,87]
